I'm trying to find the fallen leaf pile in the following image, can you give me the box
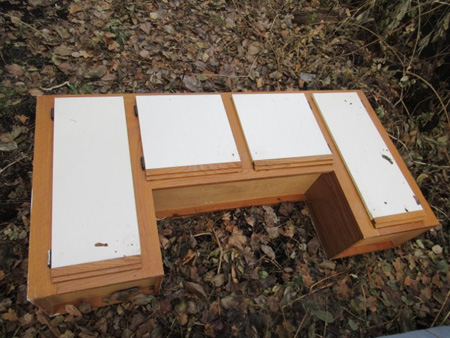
[0,0,448,336]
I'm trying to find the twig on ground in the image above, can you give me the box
[0,156,28,176]
[431,206,450,222]
[361,284,367,322]
[407,0,422,71]
[40,81,71,91]
[440,309,450,326]
[309,270,347,292]
[209,225,223,275]
[293,308,309,338]
[405,71,450,126]
[432,290,450,327]
[343,21,406,69]
[1,13,49,42]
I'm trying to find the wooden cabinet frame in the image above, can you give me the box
[28,91,438,314]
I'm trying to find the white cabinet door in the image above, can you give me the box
[232,93,331,161]
[313,92,423,219]
[136,95,240,170]
[52,97,141,268]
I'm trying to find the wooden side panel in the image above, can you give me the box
[153,174,319,216]
[155,195,305,218]
[306,172,363,258]
[32,277,161,315]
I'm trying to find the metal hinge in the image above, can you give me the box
[47,250,51,267]
[51,108,54,121]
[141,156,145,171]
[134,105,139,117]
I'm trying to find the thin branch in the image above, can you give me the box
[0,156,28,176]
[40,81,71,91]
[439,309,450,326]
[405,71,450,126]
[293,308,309,338]
[209,224,223,275]
[1,13,49,42]
[343,21,406,69]
[408,0,422,71]
[431,206,450,222]
[432,290,450,327]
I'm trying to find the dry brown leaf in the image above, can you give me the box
[248,42,261,55]
[65,304,82,321]
[19,312,34,326]
[1,308,18,321]
[256,77,264,88]
[184,281,208,300]
[420,286,432,301]
[5,64,25,77]
[183,75,201,91]
[266,226,279,239]
[54,45,73,56]
[228,227,247,250]
[182,249,196,265]
[231,263,238,283]
[211,274,225,287]
[139,50,151,59]
[28,88,43,97]
[263,206,278,227]
[159,234,170,250]
[245,213,255,227]
[108,40,121,51]
[69,3,84,14]
[178,312,188,325]
[261,245,275,260]
[307,237,321,255]
[336,277,351,300]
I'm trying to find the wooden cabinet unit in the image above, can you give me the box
[29,95,163,315]
[29,91,438,314]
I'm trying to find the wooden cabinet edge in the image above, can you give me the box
[29,276,163,316]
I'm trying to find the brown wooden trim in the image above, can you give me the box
[254,155,334,170]
[51,256,141,281]
[372,210,425,228]
[377,221,428,236]
[52,263,142,284]
[222,93,254,170]
[146,161,242,177]
[149,165,333,189]
[145,168,243,181]
[28,96,55,302]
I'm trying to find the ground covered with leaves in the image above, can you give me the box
[1,0,449,337]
